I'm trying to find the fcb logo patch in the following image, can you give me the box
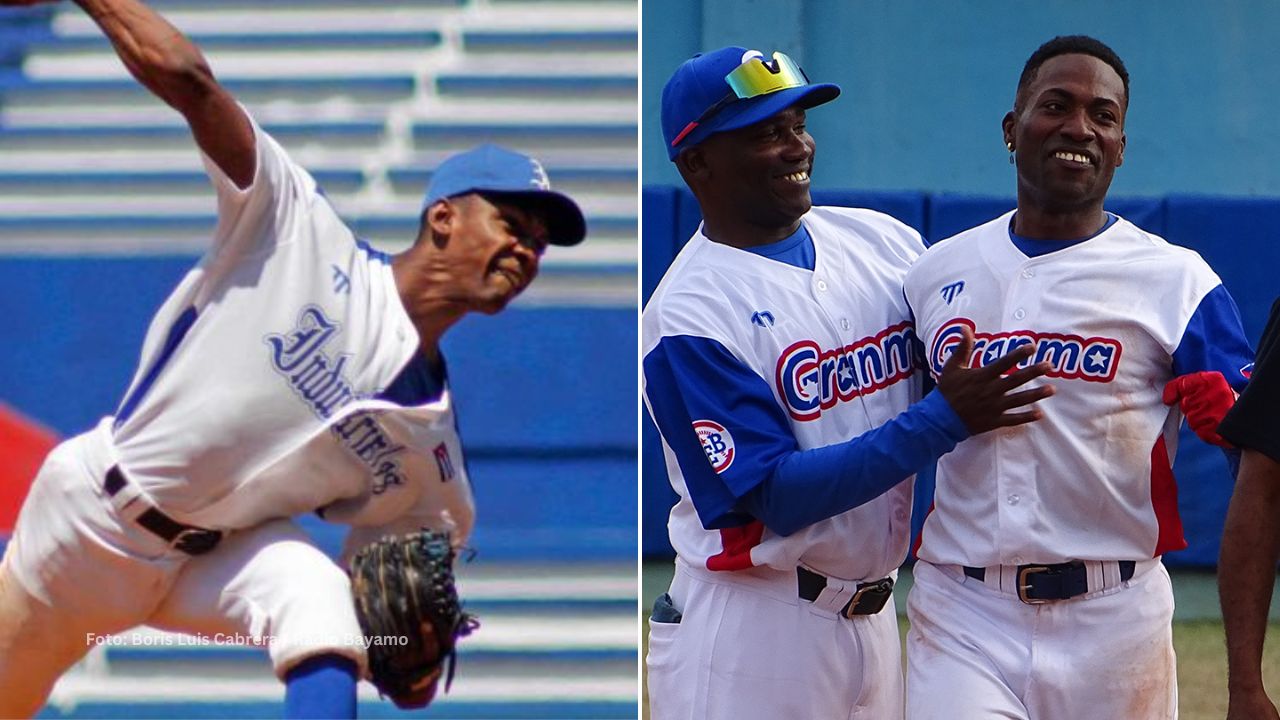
[692,419,735,474]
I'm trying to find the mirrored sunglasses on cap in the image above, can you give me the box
[670,50,811,149]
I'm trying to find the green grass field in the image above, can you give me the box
[641,560,1280,720]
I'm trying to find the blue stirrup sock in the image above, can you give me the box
[284,653,358,719]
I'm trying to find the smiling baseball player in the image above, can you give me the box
[643,46,1054,720]
[903,35,1254,720]
[0,0,585,717]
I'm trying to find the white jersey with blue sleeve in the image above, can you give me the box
[643,206,928,581]
[903,211,1254,566]
[106,109,473,541]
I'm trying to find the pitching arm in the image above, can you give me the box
[72,0,254,187]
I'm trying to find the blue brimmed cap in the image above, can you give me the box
[423,144,586,246]
[661,46,840,160]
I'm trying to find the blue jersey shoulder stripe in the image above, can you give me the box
[643,334,796,530]
[356,238,393,264]
[115,305,199,428]
[1172,284,1255,391]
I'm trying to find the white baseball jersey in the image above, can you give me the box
[642,206,927,581]
[108,110,473,544]
[904,211,1253,566]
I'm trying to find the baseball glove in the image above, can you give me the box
[349,529,478,709]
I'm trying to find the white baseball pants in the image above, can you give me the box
[0,422,366,718]
[906,559,1177,720]
[647,559,904,720]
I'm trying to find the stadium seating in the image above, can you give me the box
[0,1,637,717]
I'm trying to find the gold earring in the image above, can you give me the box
[1007,142,1014,164]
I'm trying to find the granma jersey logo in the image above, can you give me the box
[774,322,917,421]
[929,318,1122,382]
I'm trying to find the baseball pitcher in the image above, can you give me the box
[0,1,586,717]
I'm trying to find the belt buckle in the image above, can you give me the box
[844,577,894,618]
[171,528,221,556]
[1017,565,1051,605]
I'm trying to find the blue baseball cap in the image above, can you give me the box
[423,143,586,247]
[661,46,840,160]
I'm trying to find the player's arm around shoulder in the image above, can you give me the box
[73,0,255,187]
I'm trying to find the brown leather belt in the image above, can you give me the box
[104,466,222,556]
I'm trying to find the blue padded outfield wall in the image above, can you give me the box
[641,1,1280,567]
[643,0,1280,197]
[0,257,637,562]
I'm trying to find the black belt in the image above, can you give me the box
[963,560,1136,604]
[797,567,894,618]
[104,466,223,556]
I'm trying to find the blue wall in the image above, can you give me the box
[643,0,1280,196]
[0,257,636,562]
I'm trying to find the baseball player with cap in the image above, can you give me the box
[903,35,1254,719]
[0,0,585,717]
[643,46,1053,720]
[1218,296,1280,720]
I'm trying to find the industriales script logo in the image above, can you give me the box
[265,305,406,493]
[265,305,356,419]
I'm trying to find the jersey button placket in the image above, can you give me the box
[811,276,843,355]
[812,276,838,330]
[1009,262,1043,326]
[996,376,1034,563]
[995,266,1039,566]
[994,352,1031,563]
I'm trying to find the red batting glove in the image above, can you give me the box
[1161,371,1237,448]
